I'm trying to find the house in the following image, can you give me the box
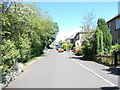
[107,14,120,45]
[74,31,95,50]
[65,32,82,49]
[67,31,90,50]
[65,35,75,44]
[65,27,94,50]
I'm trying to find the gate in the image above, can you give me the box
[114,51,120,67]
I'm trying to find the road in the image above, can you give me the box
[7,49,117,88]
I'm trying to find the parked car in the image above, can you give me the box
[58,48,64,52]
[73,48,77,53]
[56,45,61,50]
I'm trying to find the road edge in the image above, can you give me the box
[72,59,118,87]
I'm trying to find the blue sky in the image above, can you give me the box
[34,2,118,42]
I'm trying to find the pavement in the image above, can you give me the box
[5,49,120,89]
[66,51,120,87]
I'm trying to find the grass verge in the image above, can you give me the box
[24,49,49,66]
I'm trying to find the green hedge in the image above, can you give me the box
[75,46,84,56]
[111,44,120,51]
[1,40,20,73]
[1,2,59,77]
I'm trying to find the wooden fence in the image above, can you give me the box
[95,51,120,67]
[95,54,114,65]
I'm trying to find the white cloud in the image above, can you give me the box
[55,28,80,42]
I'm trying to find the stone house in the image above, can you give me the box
[107,14,120,45]
[66,32,89,50]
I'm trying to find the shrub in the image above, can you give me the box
[1,40,20,71]
[83,40,96,60]
[1,2,59,85]
[1,39,21,83]
[17,37,31,63]
[111,44,120,51]
[80,46,85,55]
[62,44,68,51]
[95,56,113,66]
[75,50,81,56]
[2,62,24,84]
[97,18,112,54]
[68,44,73,50]
[75,46,84,56]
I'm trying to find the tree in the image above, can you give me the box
[59,40,65,46]
[80,11,96,41]
[1,1,59,74]
[94,27,104,54]
[81,11,96,30]
[0,2,14,14]
[62,44,68,51]
[83,40,95,60]
[97,18,112,54]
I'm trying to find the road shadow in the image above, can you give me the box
[69,56,88,61]
[101,86,120,90]
[103,67,120,76]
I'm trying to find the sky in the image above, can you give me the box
[33,2,118,42]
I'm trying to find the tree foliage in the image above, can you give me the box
[83,18,112,60]
[97,18,112,54]
[59,40,65,46]
[94,27,104,54]
[1,2,59,73]
[81,11,96,30]
[81,11,96,41]
[83,40,95,60]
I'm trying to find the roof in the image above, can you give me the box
[65,30,94,41]
[107,14,120,23]
[65,35,75,40]
[76,31,94,35]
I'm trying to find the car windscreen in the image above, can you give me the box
[56,45,61,48]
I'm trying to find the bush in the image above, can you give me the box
[75,46,84,56]
[62,44,68,51]
[17,37,31,63]
[75,50,81,56]
[68,44,73,50]
[83,40,96,60]
[95,57,113,66]
[2,62,24,84]
[1,40,20,71]
[1,2,59,85]
[112,44,120,51]
[1,39,21,84]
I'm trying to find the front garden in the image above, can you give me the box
[74,19,120,67]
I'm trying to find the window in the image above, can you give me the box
[115,18,120,29]
[76,35,79,40]
[108,22,112,32]
[118,37,120,44]
[108,22,111,27]
[116,37,120,44]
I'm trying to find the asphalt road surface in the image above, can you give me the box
[7,49,116,88]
